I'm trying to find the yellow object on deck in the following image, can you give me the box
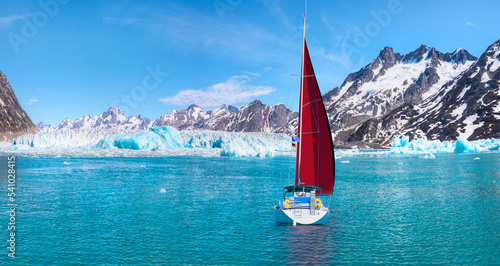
[284,200,290,208]
[315,199,322,208]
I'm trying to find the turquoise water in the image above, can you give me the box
[1,153,499,264]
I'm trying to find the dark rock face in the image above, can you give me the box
[154,104,207,128]
[0,70,38,140]
[401,40,500,142]
[318,42,490,147]
[332,40,499,147]
[227,105,239,113]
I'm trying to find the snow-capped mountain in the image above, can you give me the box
[183,100,297,132]
[150,101,295,132]
[36,121,57,132]
[323,44,477,146]
[0,70,39,140]
[39,104,242,133]
[332,40,500,147]
[392,39,499,142]
[153,104,232,128]
[39,107,153,132]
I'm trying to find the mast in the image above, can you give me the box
[293,2,335,195]
[297,13,306,185]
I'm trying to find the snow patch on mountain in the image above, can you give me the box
[43,107,153,132]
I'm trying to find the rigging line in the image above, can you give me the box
[283,75,297,189]
[288,74,299,127]
[299,131,320,134]
[297,8,307,185]
[301,99,322,107]
[286,75,292,110]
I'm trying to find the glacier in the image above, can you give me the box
[389,135,500,154]
[95,126,184,150]
[0,126,293,158]
[0,127,499,158]
[182,130,290,157]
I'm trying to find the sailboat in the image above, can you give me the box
[273,13,335,226]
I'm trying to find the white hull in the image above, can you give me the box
[273,206,329,225]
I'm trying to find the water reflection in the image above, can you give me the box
[276,212,342,264]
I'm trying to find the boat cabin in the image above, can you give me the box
[280,185,322,209]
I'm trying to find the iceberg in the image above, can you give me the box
[454,137,476,153]
[422,153,435,159]
[182,130,291,157]
[391,135,409,147]
[389,136,500,154]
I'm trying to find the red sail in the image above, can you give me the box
[295,40,335,195]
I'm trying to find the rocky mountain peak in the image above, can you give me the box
[402,44,429,62]
[377,46,399,67]
[102,106,127,123]
[443,48,478,64]
[484,39,500,57]
[49,107,152,132]
[182,100,297,132]
[0,70,39,140]
[243,99,265,110]
[228,105,239,113]
[106,106,124,114]
[215,104,238,113]
[187,103,201,111]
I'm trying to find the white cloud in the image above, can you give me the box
[102,17,147,26]
[0,13,32,26]
[259,0,296,32]
[158,74,276,108]
[100,4,298,63]
[465,22,475,26]
[24,97,38,105]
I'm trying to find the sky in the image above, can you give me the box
[0,0,498,125]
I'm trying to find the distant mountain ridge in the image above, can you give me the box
[39,107,152,132]
[39,101,296,134]
[181,100,297,132]
[35,40,500,149]
[152,103,239,129]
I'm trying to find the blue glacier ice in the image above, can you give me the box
[96,126,183,150]
[0,127,293,158]
[453,137,476,153]
[388,135,500,155]
[182,130,291,157]
[2,128,499,158]
[391,135,409,147]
